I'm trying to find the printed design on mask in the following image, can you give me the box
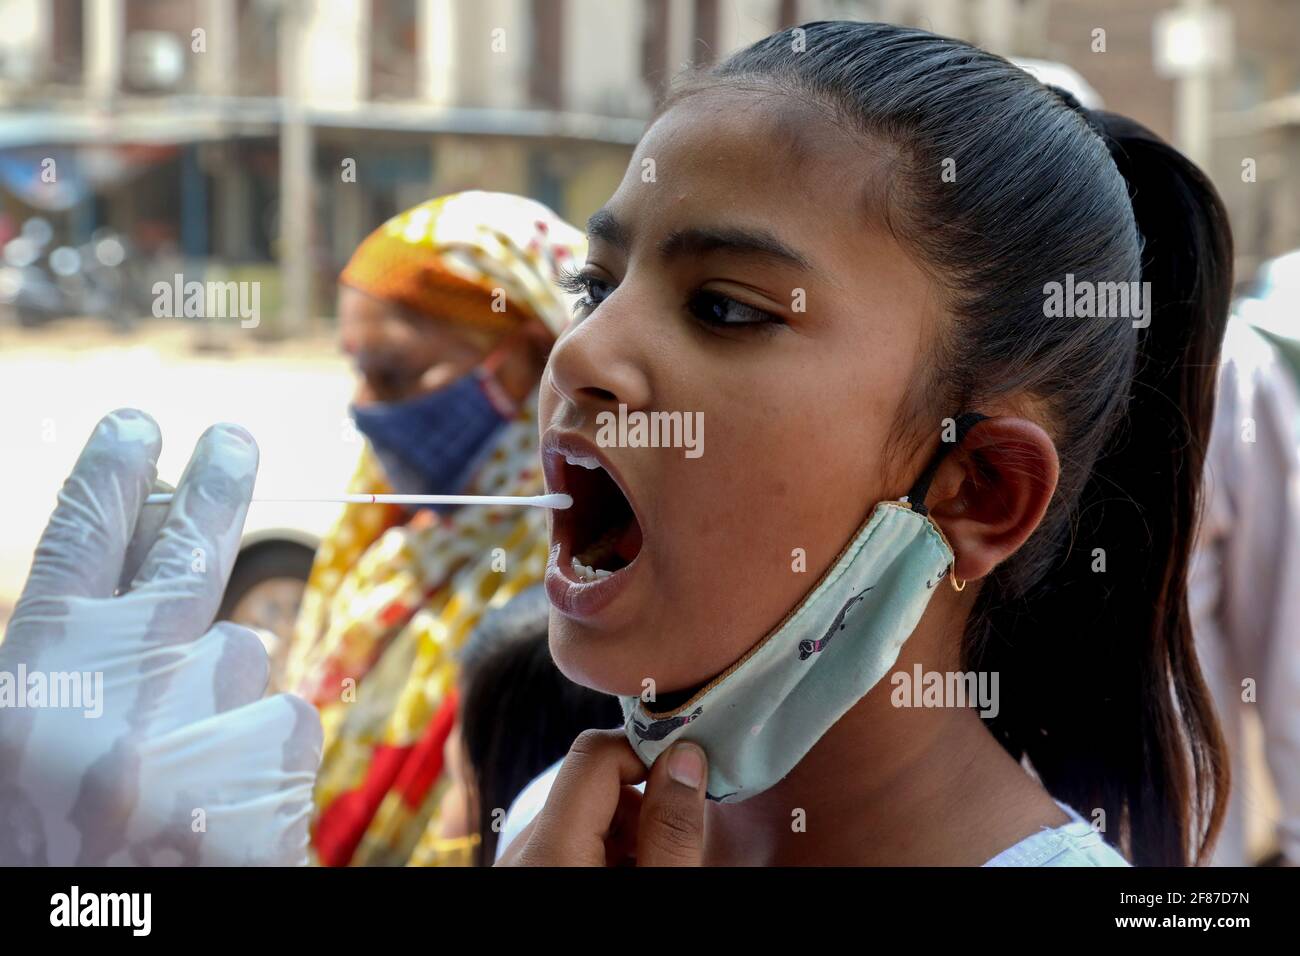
[631,705,704,744]
[797,587,873,661]
[706,790,739,802]
[925,565,951,589]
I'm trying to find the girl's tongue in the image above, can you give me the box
[565,457,643,572]
[574,514,642,571]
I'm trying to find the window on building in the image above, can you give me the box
[369,0,418,101]
[530,0,564,110]
[642,0,670,105]
[694,0,719,66]
[49,0,85,86]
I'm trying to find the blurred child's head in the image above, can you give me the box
[440,584,621,864]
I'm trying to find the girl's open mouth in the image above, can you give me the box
[564,456,642,579]
[542,431,645,618]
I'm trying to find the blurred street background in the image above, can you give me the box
[0,0,1297,863]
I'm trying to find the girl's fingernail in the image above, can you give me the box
[667,742,705,790]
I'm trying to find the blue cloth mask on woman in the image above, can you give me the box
[349,362,515,509]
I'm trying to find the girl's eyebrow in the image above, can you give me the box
[586,208,812,271]
[659,226,811,270]
[586,208,629,249]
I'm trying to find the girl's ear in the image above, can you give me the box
[922,417,1059,583]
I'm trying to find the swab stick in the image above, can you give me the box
[143,492,573,509]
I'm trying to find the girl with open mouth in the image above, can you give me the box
[500,20,1232,867]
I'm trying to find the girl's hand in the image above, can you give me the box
[496,730,708,866]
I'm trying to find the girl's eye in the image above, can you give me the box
[687,291,782,329]
[556,266,783,332]
[556,268,613,314]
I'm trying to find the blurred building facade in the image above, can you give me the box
[0,0,1297,330]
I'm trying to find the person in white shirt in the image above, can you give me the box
[1191,318,1300,866]
[495,756,1129,866]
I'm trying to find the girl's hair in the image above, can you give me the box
[457,584,622,865]
[672,21,1233,865]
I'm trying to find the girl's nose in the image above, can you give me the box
[546,311,651,414]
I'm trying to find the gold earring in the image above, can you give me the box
[950,574,967,592]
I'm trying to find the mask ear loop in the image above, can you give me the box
[476,326,538,419]
[901,412,987,592]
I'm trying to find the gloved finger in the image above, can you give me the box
[16,408,162,606]
[133,694,322,866]
[130,621,271,737]
[127,423,258,628]
[118,478,174,593]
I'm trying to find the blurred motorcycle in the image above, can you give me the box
[0,218,141,330]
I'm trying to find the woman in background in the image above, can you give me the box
[281,192,585,866]
[1192,315,1300,865]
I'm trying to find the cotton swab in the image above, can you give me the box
[143,492,573,509]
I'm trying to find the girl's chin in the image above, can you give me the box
[547,626,639,697]
[549,626,734,703]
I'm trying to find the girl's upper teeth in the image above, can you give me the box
[564,452,602,470]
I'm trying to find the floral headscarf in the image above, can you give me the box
[282,192,585,866]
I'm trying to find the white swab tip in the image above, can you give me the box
[541,493,573,510]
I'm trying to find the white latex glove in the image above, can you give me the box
[0,409,321,865]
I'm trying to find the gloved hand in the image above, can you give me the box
[0,409,321,865]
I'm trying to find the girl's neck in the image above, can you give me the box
[700,622,1070,865]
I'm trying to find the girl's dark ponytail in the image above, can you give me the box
[707,20,1234,865]
[991,106,1234,865]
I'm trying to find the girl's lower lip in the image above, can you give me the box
[544,542,641,622]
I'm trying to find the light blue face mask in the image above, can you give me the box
[618,413,985,803]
